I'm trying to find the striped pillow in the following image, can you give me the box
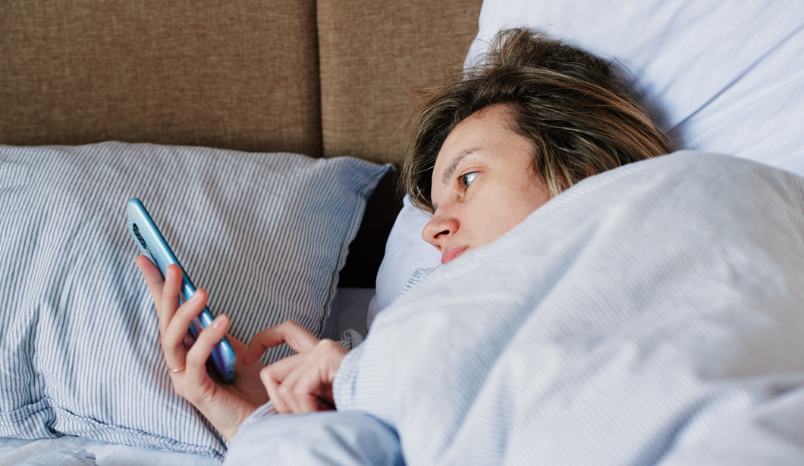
[0,142,390,461]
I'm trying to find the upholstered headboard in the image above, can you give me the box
[0,0,483,286]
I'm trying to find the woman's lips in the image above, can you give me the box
[441,246,468,264]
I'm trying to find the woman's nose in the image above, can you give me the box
[422,209,458,250]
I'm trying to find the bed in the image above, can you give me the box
[2,0,804,465]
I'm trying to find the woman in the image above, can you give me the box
[136,28,670,441]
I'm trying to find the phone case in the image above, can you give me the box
[127,198,236,383]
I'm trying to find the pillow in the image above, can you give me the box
[466,0,804,175]
[367,195,441,328]
[0,142,390,460]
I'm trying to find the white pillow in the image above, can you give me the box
[367,195,441,329]
[467,0,804,175]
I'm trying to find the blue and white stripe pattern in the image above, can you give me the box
[223,402,404,465]
[323,152,804,465]
[0,142,389,460]
[400,267,435,295]
[14,449,97,466]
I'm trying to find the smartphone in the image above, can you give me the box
[127,198,236,383]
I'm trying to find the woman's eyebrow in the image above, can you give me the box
[441,148,480,188]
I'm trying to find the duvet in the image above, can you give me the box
[25,152,804,465]
[227,151,804,466]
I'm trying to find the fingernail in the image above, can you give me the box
[213,315,225,328]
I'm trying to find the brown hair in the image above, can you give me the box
[402,28,671,212]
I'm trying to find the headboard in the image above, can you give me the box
[0,0,483,287]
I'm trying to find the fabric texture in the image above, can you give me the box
[333,152,804,465]
[399,267,436,295]
[467,0,804,175]
[14,449,97,466]
[0,0,322,157]
[333,287,374,338]
[337,329,365,349]
[0,435,216,466]
[224,402,403,466]
[0,142,389,460]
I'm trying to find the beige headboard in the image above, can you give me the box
[1,0,481,163]
[0,0,483,285]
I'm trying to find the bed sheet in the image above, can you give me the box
[223,402,403,465]
[333,287,373,338]
[0,435,216,466]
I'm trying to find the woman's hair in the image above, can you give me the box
[402,28,671,212]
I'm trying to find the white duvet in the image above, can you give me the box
[227,151,804,465]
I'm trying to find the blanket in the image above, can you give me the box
[227,151,804,465]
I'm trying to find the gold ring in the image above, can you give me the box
[168,364,186,373]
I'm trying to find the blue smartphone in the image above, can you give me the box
[127,198,236,383]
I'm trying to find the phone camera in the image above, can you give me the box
[132,223,147,250]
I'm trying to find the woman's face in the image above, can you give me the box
[422,104,550,264]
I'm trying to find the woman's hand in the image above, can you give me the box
[135,255,269,441]
[243,321,348,414]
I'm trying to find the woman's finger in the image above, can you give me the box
[162,288,208,372]
[259,356,300,414]
[160,265,183,321]
[284,342,341,413]
[293,367,325,413]
[184,314,229,391]
[227,334,248,359]
[135,255,165,311]
[244,321,318,365]
[274,362,306,414]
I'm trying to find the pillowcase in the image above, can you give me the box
[0,141,390,460]
[367,195,441,328]
[466,0,804,175]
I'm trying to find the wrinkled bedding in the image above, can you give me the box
[0,435,215,466]
[229,151,804,465]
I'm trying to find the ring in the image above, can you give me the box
[168,364,186,373]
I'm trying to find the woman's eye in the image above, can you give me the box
[459,172,477,189]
